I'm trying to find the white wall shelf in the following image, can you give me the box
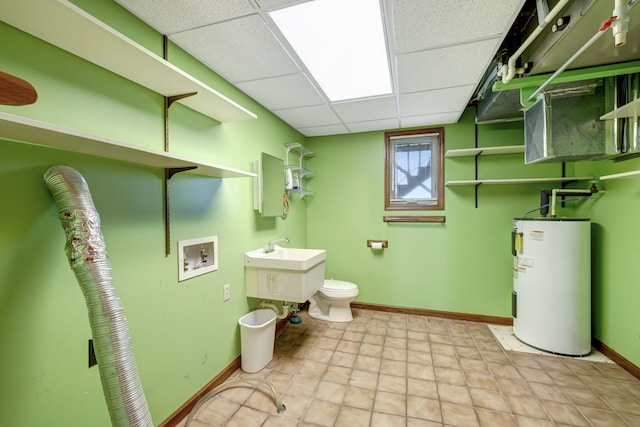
[285,142,314,158]
[445,145,524,157]
[446,177,594,186]
[600,98,640,120]
[599,170,640,180]
[0,112,255,178]
[286,165,314,178]
[285,142,314,199]
[3,0,256,123]
[290,189,315,199]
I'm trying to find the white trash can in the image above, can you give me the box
[238,309,277,373]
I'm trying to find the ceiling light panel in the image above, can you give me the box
[269,0,392,101]
[236,73,325,110]
[397,39,500,93]
[115,0,256,35]
[392,0,525,54]
[170,15,300,83]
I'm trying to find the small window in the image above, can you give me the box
[385,128,444,210]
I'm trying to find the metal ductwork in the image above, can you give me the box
[476,0,640,129]
[44,166,153,427]
[523,78,609,163]
[476,64,525,124]
[522,73,639,163]
[523,0,640,76]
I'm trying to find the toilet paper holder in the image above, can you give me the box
[366,240,388,248]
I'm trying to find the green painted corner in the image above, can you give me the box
[2,1,639,426]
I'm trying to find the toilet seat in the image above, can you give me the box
[321,279,359,298]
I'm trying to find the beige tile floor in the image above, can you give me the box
[179,308,640,426]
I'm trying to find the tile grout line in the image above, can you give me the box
[184,308,640,427]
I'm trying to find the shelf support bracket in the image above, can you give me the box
[167,92,198,108]
[474,119,479,209]
[167,166,197,179]
[163,167,197,255]
[163,93,197,255]
[162,35,199,255]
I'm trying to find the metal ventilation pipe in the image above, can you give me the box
[44,165,153,427]
[498,0,571,84]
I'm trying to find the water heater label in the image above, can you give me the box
[529,230,544,241]
[519,257,534,268]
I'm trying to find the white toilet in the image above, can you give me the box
[308,279,359,322]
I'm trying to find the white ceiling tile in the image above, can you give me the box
[256,0,304,12]
[400,112,462,128]
[331,96,397,123]
[170,15,300,83]
[115,0,256,35]
[392,0,525,53]
[397,39,500,93]
[399,86,474,117]
[113,0,527,135]
[273,104,341,128]
[346,119,400,133]
[297,124,350,137]
[236,74,325,110]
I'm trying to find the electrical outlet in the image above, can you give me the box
[223,284,230,302]
[88,339,97,368]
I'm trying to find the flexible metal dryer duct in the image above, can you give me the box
[44,165,153,427]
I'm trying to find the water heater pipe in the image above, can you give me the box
[526,14,618,102]
[44,166,153,427]
[613,0,630,46]
[498,0,571,84]
[549,187,602,217]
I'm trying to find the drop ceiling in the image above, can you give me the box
[114,0,525,136]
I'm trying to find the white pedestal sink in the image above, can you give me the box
[244,246,326,303]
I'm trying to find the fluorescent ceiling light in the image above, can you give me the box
[270,0,392,102]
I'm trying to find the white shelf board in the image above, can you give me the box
[446,176,594,186]
[3,0,256,123]
[600,98,640,120]
[290,189,315,199]
[445,145,524,157]
[0,112,255,178]
[599,170,640,180]
[285,142,314,157]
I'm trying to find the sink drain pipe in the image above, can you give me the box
[259,300,291,319]
[44,166,153,427]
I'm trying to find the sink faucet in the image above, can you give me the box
[264,237,289,253]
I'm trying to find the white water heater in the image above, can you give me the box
[512,218,591,356]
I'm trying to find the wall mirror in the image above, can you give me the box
[254,152,284,217]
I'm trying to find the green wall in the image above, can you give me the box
[1,1,639,426]
[306,111,561,316]
[0,1,307,425]
[306,110,640,370]
[574,155,640,370]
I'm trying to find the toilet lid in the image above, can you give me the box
[320,279,359,299]
[323,279,358,292]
